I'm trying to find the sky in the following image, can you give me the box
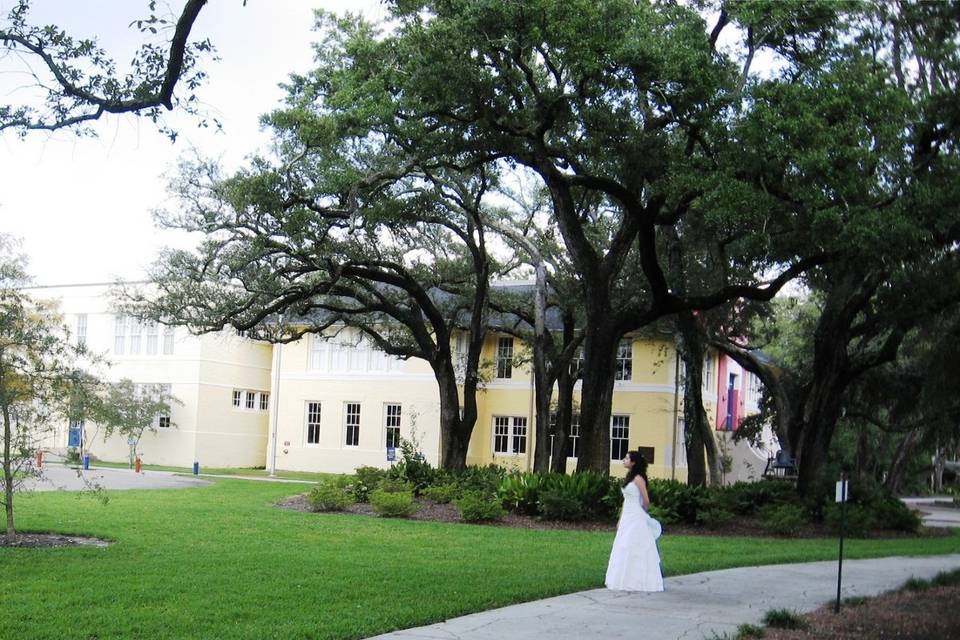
[0,0,386,286]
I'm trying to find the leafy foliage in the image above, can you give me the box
[369,489,418,518]
[454,491,505,522]
[307,481,354,512]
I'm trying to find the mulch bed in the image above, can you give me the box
[0,533,112,549]
[757,585,960,639]
[276,493,948,538]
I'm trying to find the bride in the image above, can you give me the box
[605,450,664,592]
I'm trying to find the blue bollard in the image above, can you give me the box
[82,454,90,470]
[193,461,199,475]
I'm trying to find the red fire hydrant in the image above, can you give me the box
[134,456,142,473]
[36,450,43,469]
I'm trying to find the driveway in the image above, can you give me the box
[21,464,211,492]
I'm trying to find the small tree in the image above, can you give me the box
[92,379,180,467]
[0,236,91,543]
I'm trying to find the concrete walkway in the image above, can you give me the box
[903,497,960,529]
[22,464,211,491]
[367,554,960,640]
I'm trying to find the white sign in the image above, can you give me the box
[835,480,850,503]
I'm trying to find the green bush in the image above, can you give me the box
[696,505,734,529]
[498,472,547,515]
[761,504,807,536]
[421,483,459,504]
[455,491,505,522]
[823,503,876,537]
[539,489,585,521]
[307,481,354,512]
[64,448,82,467]
[369,489,418,518]
[647,504,679,525]
[648,479,707,524]
[724,481,796,515]
[454,465,505,496]
[377,478,414,494]
[387,437,436,495]
[868,495,921,533]
[352,466,387,503]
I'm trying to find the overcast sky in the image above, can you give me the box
[1,0,386,285]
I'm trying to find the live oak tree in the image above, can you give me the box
[91,379,181,468]
[122,157,501,470]
[0,0,214,137]
[708,0,960,495]
[242,0,833,474]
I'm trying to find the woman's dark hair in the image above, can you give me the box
[623,450,649,487]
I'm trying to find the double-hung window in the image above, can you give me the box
[129,320,142,355]
[493,416,527,455]
[344,402,361,447]
[245,391,256,410]
[610,415,630,460]
[232,390,242,408]
[495,337,513,379]
[614,339,632,381]
[259,393,269,411]
[306,402,321,445]
[162,325,175,355]
[75,314,87,347]
[384,403,401,449]
[146,321,158,355]
[114,315,127,355]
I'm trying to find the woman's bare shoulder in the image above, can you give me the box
[632,475,647,489]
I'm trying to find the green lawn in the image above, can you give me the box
[2,479,958,640]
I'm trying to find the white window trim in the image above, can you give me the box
[610,414,631,461]
[383,402,402,450]
[495,337,514,379]
[492,415,527,456]
[305,401,322,447]
[343,401,361,448]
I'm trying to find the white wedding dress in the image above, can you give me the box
[604,480,664,591]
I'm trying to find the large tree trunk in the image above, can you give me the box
[677,312,723,486]
[576,314,620,473]
[532,361,553,473]
[883,427,921,495]
[550,368,576,473]
[436,365,472,471]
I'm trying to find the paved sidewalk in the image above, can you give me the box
[367,554,960,640]
[903,497,960,528]
[22,464,211,491]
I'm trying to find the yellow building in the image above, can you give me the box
[29,282,728,480]
[267,326,704,481]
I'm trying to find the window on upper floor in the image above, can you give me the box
[113,315,127,354]
[129,319,142,355]
[75,314,87,348]
[245,391,256,410]
[496,337,513,379]
[614,339,632,381]
[702,354,714,391]
[162,325,175,355]
[259,393,269,411]
[146,321,158,355]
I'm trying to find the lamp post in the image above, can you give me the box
[267,316,284,478]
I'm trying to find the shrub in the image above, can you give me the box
[539,489,585,521]
[648,479,706,524]
[455,491,505,522]
[352,466,387,503]
[386,436,436,495]
[725,481,796,515]
[369,489,418,518]
[734,623,765,639]
[761,609,807,630]
[498,472,547,515]
[307,481,354,512]
[421,483,459,504]
[868,495,921,533]
[376,478,414,494]
[647,504,680,525]
[761,504,807,536]
[454,465,505,496]
[823,503,876,537]
[696,505,734,529]
[64,448,82,467]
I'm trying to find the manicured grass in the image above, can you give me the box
[2,479,959,640]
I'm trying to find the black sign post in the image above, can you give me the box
[835,471,849,613]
